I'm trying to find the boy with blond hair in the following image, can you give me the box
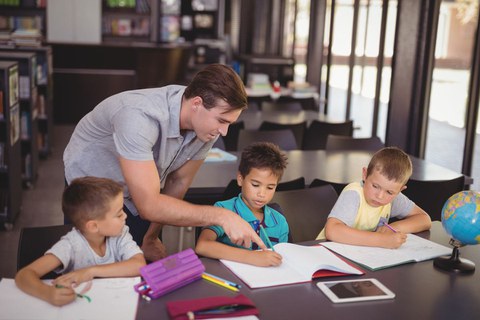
[318,147,431,248]
[15,177,145,306]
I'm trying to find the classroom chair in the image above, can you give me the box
[309,178,347,195]
[17,224,73,279]
[270,185,338,243]
[325,135,385,151]
[402,176,466,221]
[261,101,303,112]
[302,120,354,150]
[237,129,298,151]
[223,121,245,151]
[259,120,307,149]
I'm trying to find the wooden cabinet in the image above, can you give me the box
[0,61,22,229]
[52,42,193,124]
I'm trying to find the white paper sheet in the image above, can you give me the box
[0,277,140,320]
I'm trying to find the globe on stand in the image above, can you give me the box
[434,191,480,274]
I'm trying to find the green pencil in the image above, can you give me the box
[259,225,275,251]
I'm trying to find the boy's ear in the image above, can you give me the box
[236,172,243,187]
[400,185,407,191]
[84,220,98,233]
[362,167,368,181]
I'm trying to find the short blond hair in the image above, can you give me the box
[366,147,412,185]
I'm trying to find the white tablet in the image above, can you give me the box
[316,278,395,303]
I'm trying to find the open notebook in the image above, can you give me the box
[220,243,364,289]
[321,234,452,271]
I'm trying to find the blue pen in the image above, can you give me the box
[259,225,275,251]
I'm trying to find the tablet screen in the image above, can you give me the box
[317,278,395,303]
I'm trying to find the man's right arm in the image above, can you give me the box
[118,156,266,249]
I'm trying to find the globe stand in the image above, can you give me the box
[433,239,475,274]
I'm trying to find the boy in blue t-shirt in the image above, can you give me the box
[195,142,289,267]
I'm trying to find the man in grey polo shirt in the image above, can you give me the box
[64,64,266,261]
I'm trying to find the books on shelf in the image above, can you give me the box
[321,234,452,271]
[11,29,42,47]
[220,243,364,289]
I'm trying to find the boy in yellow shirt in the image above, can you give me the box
[318,147,431,248]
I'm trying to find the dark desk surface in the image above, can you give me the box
[135,222,480,319]
[188,150,471,196]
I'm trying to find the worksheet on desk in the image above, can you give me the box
[0,277,140,320]
[321,234,452,271]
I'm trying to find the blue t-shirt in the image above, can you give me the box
[207,194,289,250]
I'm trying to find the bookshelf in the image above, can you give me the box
[0,1,46,47]
[102,0,152,42]
[0,51,39,188]
[0,60,22,229]
[3,46,54,159]
[102,0,184,44]
[180,0,223,42]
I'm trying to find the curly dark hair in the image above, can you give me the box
[238,142,288,180]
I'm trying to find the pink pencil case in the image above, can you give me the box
[134,248,205,299]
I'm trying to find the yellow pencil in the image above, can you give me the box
[201,274,239,292]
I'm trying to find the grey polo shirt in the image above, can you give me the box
[64,85,214,216]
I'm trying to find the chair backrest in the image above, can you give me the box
[325,135,385,151]
[275,95,318,111]
[220,177,306,201]
[247,95,271,112]
[237,129,298,151]
[259,120,307,148]
[262,101,303,112]
[402,176,466,221]
[309,178,347,195]
[302,120,354,150]
[270,185,338,242]
[224,121,245,151]
[17,224,73,279]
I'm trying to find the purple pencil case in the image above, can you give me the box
[134,248,205,299]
